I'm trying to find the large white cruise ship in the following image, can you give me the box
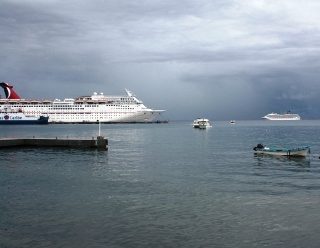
[262,112,301,121]
[0,82,165,123]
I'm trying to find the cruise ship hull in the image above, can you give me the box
[49,110,163,123]
[0,113,49,125]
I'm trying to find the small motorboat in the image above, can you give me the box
[193,118,212,129]
[230,120,236,124]
[253,144,310,157]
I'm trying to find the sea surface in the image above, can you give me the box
[1,121,320,248]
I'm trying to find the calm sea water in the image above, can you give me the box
[1,121,320,248]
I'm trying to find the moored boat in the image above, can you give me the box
[253,144,310,157]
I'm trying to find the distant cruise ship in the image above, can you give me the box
[262,112,301,121]
[0,82,165,123]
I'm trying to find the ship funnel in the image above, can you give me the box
[0,82,21,99]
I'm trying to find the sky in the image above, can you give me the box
[1,0,320,120]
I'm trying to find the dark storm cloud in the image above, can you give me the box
[0,0,111,98]
[0,2,78,51]
[1,0,320,119]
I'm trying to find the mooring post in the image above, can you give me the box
[96,136,107,150]
[98,120,101,136]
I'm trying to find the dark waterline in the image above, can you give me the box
[1,121,320,248]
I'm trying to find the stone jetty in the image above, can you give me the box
[0,136,108,150]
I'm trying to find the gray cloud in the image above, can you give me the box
[1,0,320,120]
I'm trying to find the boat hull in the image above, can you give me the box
[193,124,211,129]
[0,116,49,125]
[262,117,300,121]
[47,111,163,124]
[254,148,310,157]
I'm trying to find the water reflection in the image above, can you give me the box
[254,154,311,169]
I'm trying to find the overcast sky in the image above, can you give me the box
[1,0,320,120]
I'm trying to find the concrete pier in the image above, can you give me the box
[0,136,108,150]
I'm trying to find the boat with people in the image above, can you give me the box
[0,108,49,125]
[193,118,212,129]
[262,111,301,120]
[0,82,165,123]
[253,144,310,157]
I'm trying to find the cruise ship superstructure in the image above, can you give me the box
[0,82,165,123]
[262,112,301,121]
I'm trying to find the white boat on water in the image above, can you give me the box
[230,120,236,124]
[0,82,165,123]
[253,144,310,157]
[193,118,212,129]
[262,112,301,120]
